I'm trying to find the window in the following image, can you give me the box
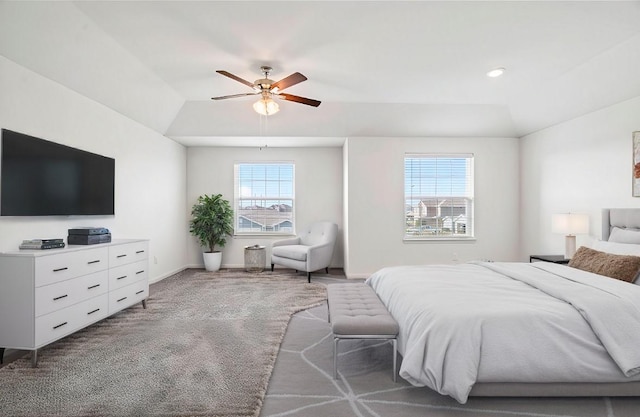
[234,162,295,234]
[404,154,474,240]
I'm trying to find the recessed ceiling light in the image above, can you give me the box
[487,67,506,78]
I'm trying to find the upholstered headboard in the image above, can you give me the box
[602,208,640,241]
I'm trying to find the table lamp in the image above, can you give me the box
[552,213,589,259]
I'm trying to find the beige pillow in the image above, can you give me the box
[568,246,640,283]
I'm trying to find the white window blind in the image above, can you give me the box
[234,162,295,234]
[404,154,474,239]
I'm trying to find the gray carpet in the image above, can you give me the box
[0,268,327,417]
[262,300,640,417]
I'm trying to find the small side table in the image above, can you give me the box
[529,254,570,264]
[244,245,266,272]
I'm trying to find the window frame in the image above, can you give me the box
[403,153,475,241]
[233,161,296,236]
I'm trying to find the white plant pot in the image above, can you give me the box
[203,251,222,271]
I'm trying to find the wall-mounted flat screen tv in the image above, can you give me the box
[0,129,115,216]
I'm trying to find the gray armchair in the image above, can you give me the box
[271,222,338,282]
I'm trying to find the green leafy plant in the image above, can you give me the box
[189,194,234,253]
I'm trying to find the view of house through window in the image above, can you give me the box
[234,162,294,234]
[404,154,474,239]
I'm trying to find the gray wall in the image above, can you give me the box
[520,96,640,258]
[186,146,344,269]
[343,136,521,278]
[0,56,188,282]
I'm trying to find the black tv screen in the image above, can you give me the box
[0,129,115,216]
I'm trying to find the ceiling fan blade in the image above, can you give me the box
[211,92,259,100]
[270,72,307,92]
[216,70,255,89]
[278,93,321,107]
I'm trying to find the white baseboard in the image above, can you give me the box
[149,266,191,284]
[345,273,370,279]
[150,264,349,283]
[149,264,251,284]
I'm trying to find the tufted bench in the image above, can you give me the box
[327,283,399,381]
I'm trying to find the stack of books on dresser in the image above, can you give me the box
[68,227,111,245]
[19,238,66,250]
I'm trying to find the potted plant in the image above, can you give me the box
[189,193,234,271]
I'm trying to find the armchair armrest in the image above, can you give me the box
[308,241,333,251]
[307,241,336,272]
[272,236,301,247]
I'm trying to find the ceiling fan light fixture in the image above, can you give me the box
[487,67,506,78]
[253,97,280,116]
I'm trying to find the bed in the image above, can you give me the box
[365,208,640,403]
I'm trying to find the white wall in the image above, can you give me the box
[344,136,520,278]
[0,57,188,282]
[520,96,640,259]
[186,146,343,269]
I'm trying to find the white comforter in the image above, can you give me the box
[365,262,640,403]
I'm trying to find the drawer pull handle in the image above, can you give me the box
[136,290,144,295]
[87,308,100,315]
[53,294,68,301]
[117,297,127,303]
[87,260,101,265]
[116,275,127,280]
[53,267,68,272]
[136,250,145,254]
[116,254,127,258]
[136,270,144,275]
[53,322,67,330]
[88,284,101,290]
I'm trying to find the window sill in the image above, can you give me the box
[403,237,476,243]
[234,233,297,238]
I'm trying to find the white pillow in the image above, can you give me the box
[608,227,640,244]
[592,240,640,256]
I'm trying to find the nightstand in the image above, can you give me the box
[529,255,570,264]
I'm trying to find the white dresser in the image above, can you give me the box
[0,239,149,366]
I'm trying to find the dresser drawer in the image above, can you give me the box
[108,260,148,291]
[35,271,109,317]
[35,294,109,347]
[35,248,109,287]
[109,280,148,314]
[109,241,148,268]
[0,239,149,362]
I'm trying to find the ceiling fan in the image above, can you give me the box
[211,66,321,115]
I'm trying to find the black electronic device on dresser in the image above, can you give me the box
[68,227,111,245]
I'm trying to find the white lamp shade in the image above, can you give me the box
[253,98,279,116]
[552,213,589,235]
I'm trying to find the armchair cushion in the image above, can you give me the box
[272,245,308,262]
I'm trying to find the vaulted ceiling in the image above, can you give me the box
[2,1,640,147]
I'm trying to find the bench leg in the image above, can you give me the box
[333,337,339,379]
[332,336,397,382]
